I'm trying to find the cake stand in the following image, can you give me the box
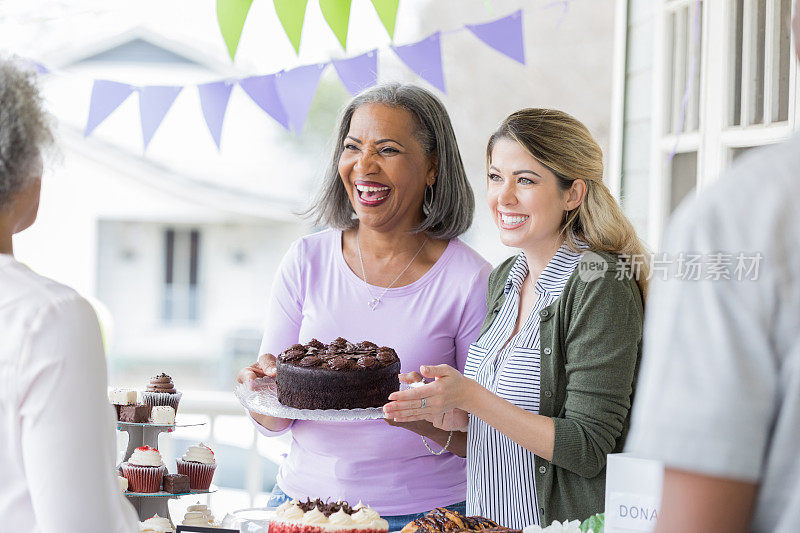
[124,486,217,522]
[117,420,213,522]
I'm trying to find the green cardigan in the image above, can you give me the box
[476,250,643,525]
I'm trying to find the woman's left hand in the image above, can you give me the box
[383,364,474,423]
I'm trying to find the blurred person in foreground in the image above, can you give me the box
[0,58,139,532]
[626,5,800,532]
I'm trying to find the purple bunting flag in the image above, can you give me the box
[198,80,234,149]
[466,9,525,65]
[332,49,378,96]
[275,63,326,135]
[239,73,290,130]
[392,33,446,93]
[138,85,183,150]
[85,80,135,137]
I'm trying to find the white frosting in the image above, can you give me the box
[371,518,389,531]
[328,509,355,527]
[150,406,175,425]
[128,447,163,467]
[351,508,379,524]
[109,389,137,405]
[279,503,305,521]
[276,500,294,514]
[118,476,128,492]
[182,442,215,464]
[522,520,583,533]
[352,501,365,511]
[140,514,175,532]
[182,502,216,526]
[301,508,329,525]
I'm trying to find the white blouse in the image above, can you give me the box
[464,243,583,528]
[0,254,139,532]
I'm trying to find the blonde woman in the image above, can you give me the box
[384,109,648,528]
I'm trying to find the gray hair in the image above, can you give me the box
[305,83,474,240]
[0,58,54,208]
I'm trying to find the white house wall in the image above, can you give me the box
[620,0,655,242]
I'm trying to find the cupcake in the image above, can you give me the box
[176,442,216,490]
[140,514,175,532]
[140,373,181,412]
[182,503,218,528]
[121,445,167,493]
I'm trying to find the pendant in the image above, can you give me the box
[368,298,381,310]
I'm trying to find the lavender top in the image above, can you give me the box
[255,229,491,515]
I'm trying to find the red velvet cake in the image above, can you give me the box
[269,499,389,533]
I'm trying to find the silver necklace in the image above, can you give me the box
[356,232,427,310]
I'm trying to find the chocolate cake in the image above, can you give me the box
[163,473,190,494]
[119,404,151,423]
[275,338,401,410]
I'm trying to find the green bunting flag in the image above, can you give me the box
[370,0,399,40]
[216,0,255,60]
[320,0,352,50]
[274,0,309,54]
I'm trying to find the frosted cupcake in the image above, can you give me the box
[176,442,216,490]
[121,446,167,493]
[140,373,181,413]
[182,503,218,528]
[140,514,175,532]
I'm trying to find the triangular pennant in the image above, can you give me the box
[217,0,255,61]
[392,32,446,93]
[85,80,135,137]
[332,50,378,96]
[370,0,399,39]
[239,73,290,130]
[138,86,183,150]
[198,81,234,149]
[319,0,351,50]
[274,63,326,135]
[466,9,525,65]
[274,0,308,54]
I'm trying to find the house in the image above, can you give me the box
[16,28,319,387]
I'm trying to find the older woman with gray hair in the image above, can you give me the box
[237,83,490,529]
[0,59,139,532]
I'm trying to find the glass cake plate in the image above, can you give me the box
[234,376,388,421]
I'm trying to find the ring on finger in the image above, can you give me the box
[420,397,427,409]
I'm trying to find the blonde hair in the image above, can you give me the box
[488,108,650,300]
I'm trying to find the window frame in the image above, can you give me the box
[648,0,798,248]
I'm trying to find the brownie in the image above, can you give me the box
[119,404,151,423]
[275,337,400,410]
[163,473,190,494]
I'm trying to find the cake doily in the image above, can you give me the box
[234,376,388,421]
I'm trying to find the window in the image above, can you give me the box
[163,228,201,324]
[729,0,793,127]
[665,2,703,135]
[648,0,796,247]
[669,151,698,212]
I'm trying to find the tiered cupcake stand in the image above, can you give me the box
[117,420,216,522]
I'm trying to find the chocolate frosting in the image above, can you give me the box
[277,338,399,370]
[296,499,357,517]
[146,373,176,394]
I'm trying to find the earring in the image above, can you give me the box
[424,183,436,213]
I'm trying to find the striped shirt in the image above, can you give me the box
[464,242,584,528]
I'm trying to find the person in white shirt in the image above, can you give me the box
[627,6,800,532]
[0,59,139,532]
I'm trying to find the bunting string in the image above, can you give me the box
[28,6,553,151]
